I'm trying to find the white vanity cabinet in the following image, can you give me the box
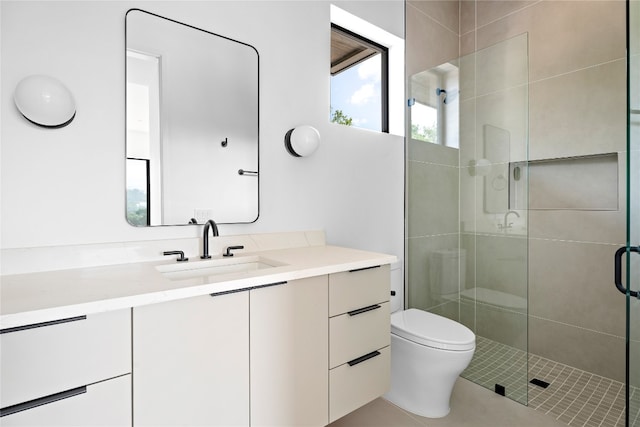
[328,265,391,423]
[133,291,250,427]
[250,276,329,427]
[0,310,132,426]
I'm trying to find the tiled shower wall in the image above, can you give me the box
[406,0,632,383]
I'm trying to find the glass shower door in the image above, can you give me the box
[405,32,529,405]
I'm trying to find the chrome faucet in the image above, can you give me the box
[200,219,219,259]
[499,210,521,231]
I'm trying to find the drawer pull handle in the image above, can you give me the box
[348,304,381,317]
[210,288,249,297]
[348,265,381,273]
[0,386,87,417]
[347,350,381,367]
[210,281,287,297]
[0,316,87,335]
[251,281,287,290]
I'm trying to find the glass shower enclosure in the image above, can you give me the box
[406,33,529,405]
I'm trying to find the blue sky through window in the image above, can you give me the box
[330,54,381,132]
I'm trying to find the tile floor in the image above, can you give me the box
[330,336,639,427]
[328,378,567,427]
[463,336,639,427]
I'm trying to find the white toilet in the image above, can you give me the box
[384,308,475,418]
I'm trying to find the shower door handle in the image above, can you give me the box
[614,246,639,297]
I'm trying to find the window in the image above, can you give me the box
[330,24,388,133]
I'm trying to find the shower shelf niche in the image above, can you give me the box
[509,152,618,211]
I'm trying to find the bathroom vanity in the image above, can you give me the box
[0,239,395,426]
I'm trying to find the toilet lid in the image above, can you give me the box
[391,309,475,351]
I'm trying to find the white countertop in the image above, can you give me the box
[0,245,397,329]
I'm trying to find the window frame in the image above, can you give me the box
[330,23,389,133]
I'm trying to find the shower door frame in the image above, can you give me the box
[622,1,639,425]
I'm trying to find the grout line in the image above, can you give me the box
[466,335,634,427]
[529,58,626,87]
[472,0,542,33]
[406,1,459,38]
[567,376,602,426]
[584,381,613,427]
[528,314,627,341]
[597,383,623,427]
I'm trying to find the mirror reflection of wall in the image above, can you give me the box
[126,50,161,226]
[125,9,259,227]
[409,62,459,148]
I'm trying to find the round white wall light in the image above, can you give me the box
[284,125,320,157]
[14,75,76,128]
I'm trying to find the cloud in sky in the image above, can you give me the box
[357,55,381,82]
[350,83,375,105]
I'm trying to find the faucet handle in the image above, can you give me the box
[223,245,245,257]
[163,250,189,262]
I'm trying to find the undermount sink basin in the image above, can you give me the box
[156,256,285,281]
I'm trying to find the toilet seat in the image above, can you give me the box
[390,309,475,351]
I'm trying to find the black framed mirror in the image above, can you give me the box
[125,9,259,226]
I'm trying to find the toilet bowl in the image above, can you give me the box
[384,308,475,418]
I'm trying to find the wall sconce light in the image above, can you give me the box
[13,75,76,128]
[284,125,320,157]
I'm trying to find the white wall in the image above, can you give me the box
[0,1,404,266]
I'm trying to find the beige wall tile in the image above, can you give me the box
[528,154,619,210]
[459,98,477,167]
[406,234,461,309]
[529,316,625,382]
[406,2,459,76]
[458,52,476,102]
[476,0,539,28]
[476,303,527,351]
[475,32,528,96]
[475,85,529,163]
[408,0,460,34]
[407,161,460,237]
[460,233,476,290]
[476,234,528,298]
[459,168,477,231]
[460,30,475,56]
[529,60,626,160]
[477,1,625,82]
[460,0,476,35]
[408,137,459,166]
[459,298,476,333]
[530,153,625,244]
[529,238,625,337]
[529,209,625,245]
[428,300,461,323]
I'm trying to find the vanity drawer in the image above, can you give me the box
[329,346,390,423]
[329,302,390,369]
[0,309,131,408]
[329,264,390,317]
[0,374,131,426]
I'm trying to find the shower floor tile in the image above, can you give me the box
[462,336,639,427]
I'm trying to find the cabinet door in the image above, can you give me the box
[250,276,329,427]
[0,310,131,408]
[133,292,249,426]
[0,374,131,427]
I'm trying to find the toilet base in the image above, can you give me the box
[384,333,474,419]
[384,397,451,419]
